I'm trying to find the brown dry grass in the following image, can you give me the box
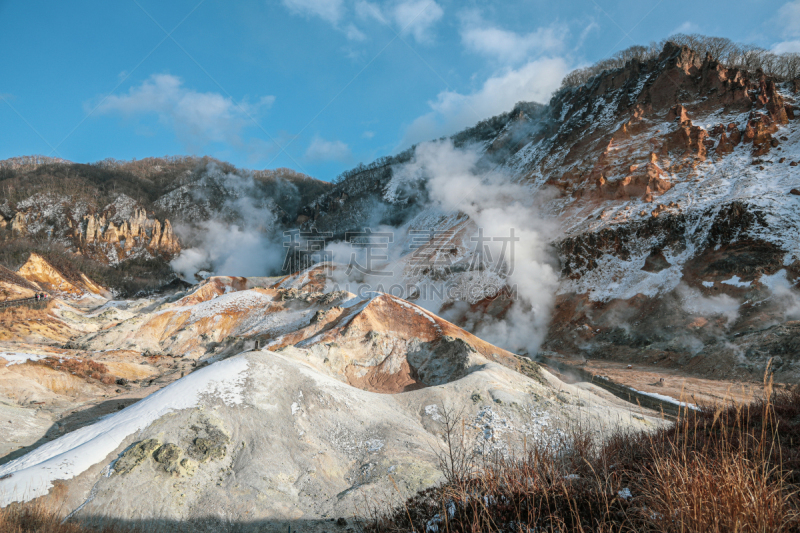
[33,357,117,385]
[0,483,134,533]
[0,505,128,533]
[0,303,73,343]
[362,382,800,532]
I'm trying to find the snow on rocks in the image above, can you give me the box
[0,356,249,506]
[0,352,49,366]
[472,406,513,456]
[161,289,273,321]
[721,275,751,288]
[424,404,443,421]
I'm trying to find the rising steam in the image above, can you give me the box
[170,164,288,280]
[325,139,560,356]
[406,140,559,355]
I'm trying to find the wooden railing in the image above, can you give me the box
[0,297,48,309]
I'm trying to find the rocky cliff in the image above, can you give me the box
[298,42,800,384]
[7,200,180,263]
[0,157,332,292]
[78,206,180,257]
[510,43,800,382]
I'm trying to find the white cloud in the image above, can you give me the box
[355,0,443,43]
[304,136,352,162]
[401,57,569,147]
[355,0,387,24]
[345,23,367,41]
[95,74,274,149]
[284,0,444,44]
[362,130,376,139]
[771,1,800,54]
[778,0,800,37]
[281,0,371,41]
[461,16,567,64]
[392,0,444,43]
[281,0,344,25]
[575,20,599,50]
[671,21,701,35]
[773,40,800,54]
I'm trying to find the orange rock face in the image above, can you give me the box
[15,253,110,298]
[78,207,180,259]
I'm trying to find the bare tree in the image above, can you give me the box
[560,33,800,91]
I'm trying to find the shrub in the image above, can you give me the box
[362,386,800,532]
[32,357,116,385]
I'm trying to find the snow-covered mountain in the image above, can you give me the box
[2,39,799,529]
[3,43,799,381]
[289,42,800,384]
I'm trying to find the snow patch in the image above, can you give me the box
[721,275,751,288]
[0,355,250,506]
[0,352,49,366]
[424,404,443,421]
[760,269,792,292]
[631,388,699,410]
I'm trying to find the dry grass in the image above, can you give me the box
[0,303,74,343]
[33,357,117,385]
[0,505,126,533]
[0,483,133,533]
[362,383,800,532]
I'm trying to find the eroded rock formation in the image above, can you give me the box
[77,207,179,257]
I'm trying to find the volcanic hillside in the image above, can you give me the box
[0,260,663,527]
[4,40,799,385]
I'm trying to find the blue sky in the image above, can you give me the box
[1,0,798,181]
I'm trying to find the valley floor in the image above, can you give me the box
[546,355,772,407]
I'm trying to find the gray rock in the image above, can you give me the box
[114,439,160,475]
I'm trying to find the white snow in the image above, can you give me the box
[0,352,48,366]
[760,269,793,292]
[721,275,751,288]
[0,355,250,506]
[559,252,686,302]
[702,281,715,288]
[392,296,438,325]
[424,404,443,421]
[512,82,800,303]
[632,387,699,410]
[160,289,273,321]
[365,439,385,452]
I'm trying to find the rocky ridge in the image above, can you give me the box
[285,42,800,384]
[0,157,332,278]
[2,193,180,264]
